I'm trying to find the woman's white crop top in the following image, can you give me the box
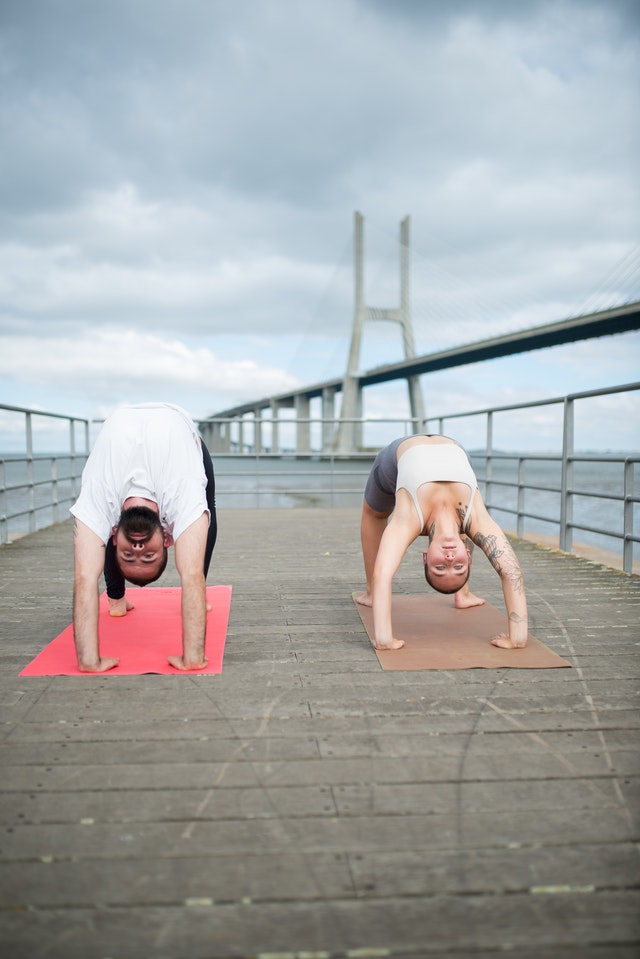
[396,443,478,533]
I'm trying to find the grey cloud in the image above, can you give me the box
[0,0,638,419]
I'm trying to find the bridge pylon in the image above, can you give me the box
[334,211,425,452]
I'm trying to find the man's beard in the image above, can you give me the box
[117,505,163,541]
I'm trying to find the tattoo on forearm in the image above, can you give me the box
[473,531,500,565]
[474,532,524,592]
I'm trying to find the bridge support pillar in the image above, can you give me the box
[253,408,263,455]
[335,211,425,452]
[270,400,281,455]
[321,386,338,452]
[199,419,212,451]
[295,394,311,454]
[336,376,363,453]
[206,420,231,454]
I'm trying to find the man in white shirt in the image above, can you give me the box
[70,403,217,673]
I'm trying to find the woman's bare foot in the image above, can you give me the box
[355,591,373,607]
[373,637,405,650]
[454,590,486,609]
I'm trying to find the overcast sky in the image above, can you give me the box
[0,0,639,450]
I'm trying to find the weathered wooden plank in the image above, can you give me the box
[0,809,635,861]
[0,842,636,907]
[0,892,638,959]
[3,708,639,742]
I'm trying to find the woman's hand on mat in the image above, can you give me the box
[108,597,135,617]
[167,655,208,671]
[490,632,527,649]
[78,657,120,672]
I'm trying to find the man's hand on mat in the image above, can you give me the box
[78,657,120,672]
[355,591,373,607]
[108,597,135,617]
[490,632,527,649]
[167,655,208,671]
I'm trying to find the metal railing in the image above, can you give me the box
[1,385,638,572]
[0,404,89,543]
[204,383,639,573]
[427,383,639,573]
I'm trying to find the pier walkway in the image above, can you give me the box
[0,509,638,958]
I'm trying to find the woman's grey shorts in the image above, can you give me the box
[363,438,404,513]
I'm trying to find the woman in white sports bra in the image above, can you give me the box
[357,435,528,652]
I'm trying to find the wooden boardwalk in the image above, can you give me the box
[0,508,638,959]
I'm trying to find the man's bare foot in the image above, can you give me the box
[355,591,373,607]
[454,591,486,609]
[167,655,208,671]
[78,657,120,672]
[108,598,135,617]
[373,637,405,650]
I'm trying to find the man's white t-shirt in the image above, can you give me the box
[70,403,209,544]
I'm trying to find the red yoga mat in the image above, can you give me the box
[20,586,232,676]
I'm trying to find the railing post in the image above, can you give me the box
[0,460,6,544]
[485,412,493,510]
[26,412,35,533]
[255,438,261,508]
[329,451,335,507]
[560,396,574,553]
[517,457,525,538]
[623,458,634,573]
[52,457,59,523]
[70,419,79,499]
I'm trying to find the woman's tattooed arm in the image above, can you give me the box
[473,531,524,591]
[472,528,528,647]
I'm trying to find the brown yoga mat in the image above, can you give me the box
[353,593,571,670]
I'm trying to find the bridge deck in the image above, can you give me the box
[0,509,638,959]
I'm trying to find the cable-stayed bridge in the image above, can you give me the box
[200,213,640,454]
